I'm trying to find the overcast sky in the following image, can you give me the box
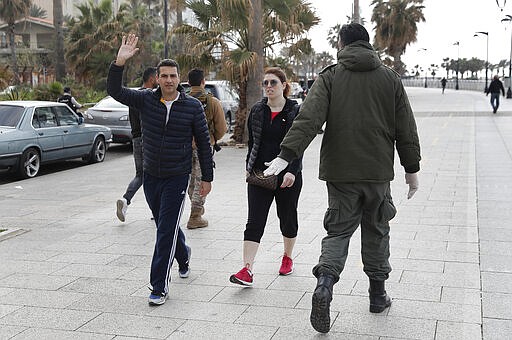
[307,0,512,74]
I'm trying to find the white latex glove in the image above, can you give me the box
[263,157,289,176]
[280,172,296,188]
[405,172,419,199]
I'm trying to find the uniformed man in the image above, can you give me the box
[264,23,421,333]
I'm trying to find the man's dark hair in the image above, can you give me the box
[63,86,71,93]
[188,68,205,86]
[142,67,157,82]
[156,59,180,75]
[338,23,370,46]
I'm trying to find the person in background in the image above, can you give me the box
[116,67,158,222]
[264,23,421,333]
[186,68,227,229]
[58,87,83,116]
[485,75,505,114]
[229,67,302,287]
[440,77,447,94]
[107,34,213,306]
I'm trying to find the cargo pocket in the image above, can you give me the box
[378,197,396,223]
[323,207,339,232]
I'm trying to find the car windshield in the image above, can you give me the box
[0,105,25,127]
[95,96,127,109]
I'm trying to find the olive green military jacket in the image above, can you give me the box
[278,40,421,183]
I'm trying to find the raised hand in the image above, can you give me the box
[115,34,139,66]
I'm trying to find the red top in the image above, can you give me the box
[271,111,280,120]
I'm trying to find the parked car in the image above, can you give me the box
[83,96,132,143]
[0,101,112,179]
[181,80,239,132]
[289,82,304,98]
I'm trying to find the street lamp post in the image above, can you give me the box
[474,32,489,92]
[453,42,460,90]
[502,15,512,98]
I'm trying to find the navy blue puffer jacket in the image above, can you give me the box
[107,63,213,181]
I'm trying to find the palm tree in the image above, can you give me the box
[0,0,32,85]
[30,4,47,18]
[175,0,319,143]
[371,0,425,75]
[53,0,65,81]
[65,0,120,85]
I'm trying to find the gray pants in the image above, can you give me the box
[123,137,143,204]
[312,182,396,282]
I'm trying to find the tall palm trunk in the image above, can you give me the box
[53,0,65,81]
[234,0,263,143]
[7,22,20,85]
[353,0,360,23]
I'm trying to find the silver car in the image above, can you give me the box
[84,96,132,143]
[0,101,112,179]
[181,80,239,131]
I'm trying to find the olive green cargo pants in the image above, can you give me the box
[312,182,396,282]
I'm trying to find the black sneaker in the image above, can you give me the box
[179,245,191,278]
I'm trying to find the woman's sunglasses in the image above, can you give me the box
[262,79,279,87]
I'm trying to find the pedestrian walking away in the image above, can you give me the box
[58,86,83,116]
[116,66,158,222]
[107,34,214,306]
[264,23,421,333]
[440,77,447,94]
[229,67,303,287]
[485,75,505,114]
[186,68,227,229]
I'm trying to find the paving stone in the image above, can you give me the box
[167,320,276,339]
[0,304,22,318]
[271,327,378,340]
[10,328,114,340]
[480,240,512,256]
[390,258,445,273]
[441,287,481,305]
[480,254,512,273]
[0,273,78,290]
[483,318,512,340]
[52,263,135,279]
[389,299,481,323]
[60,277,147,295]
[67,294,154,315]
[481,272,512,293]
[408,249,479,263]
[149,300,248,322]
[236,305,334,330]
[400,271,481,289]
[0,325,25,339]
[435,321,481,340]
[0,288,87,308]
[212,287,304,308]
[0,306,100,330]
[77,312,183,338]
[482,292,512,318]
[331,312,436,339]
[46,252,122,265]
[132,283,223,302]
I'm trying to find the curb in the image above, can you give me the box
[0,228,29,242]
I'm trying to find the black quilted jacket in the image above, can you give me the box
[107,63,213,181]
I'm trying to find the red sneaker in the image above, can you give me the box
[279,255,294,275]
[229,267,253,286]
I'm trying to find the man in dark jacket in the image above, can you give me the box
[108,34,213,306]
[264,23,421,333]
[116,66,157,222]
[485,75,506,114]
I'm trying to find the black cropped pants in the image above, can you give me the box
[244,172,302,243]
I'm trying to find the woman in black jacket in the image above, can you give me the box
[230,67,303,286]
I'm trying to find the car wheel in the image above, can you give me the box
[18,148,40,179]
[87,137,106,164]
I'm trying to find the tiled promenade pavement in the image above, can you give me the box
[0,87,511,339]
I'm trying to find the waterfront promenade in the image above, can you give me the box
[0,87,511,339]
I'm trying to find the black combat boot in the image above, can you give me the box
[310,274,335,333]
[369,279,392,313]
